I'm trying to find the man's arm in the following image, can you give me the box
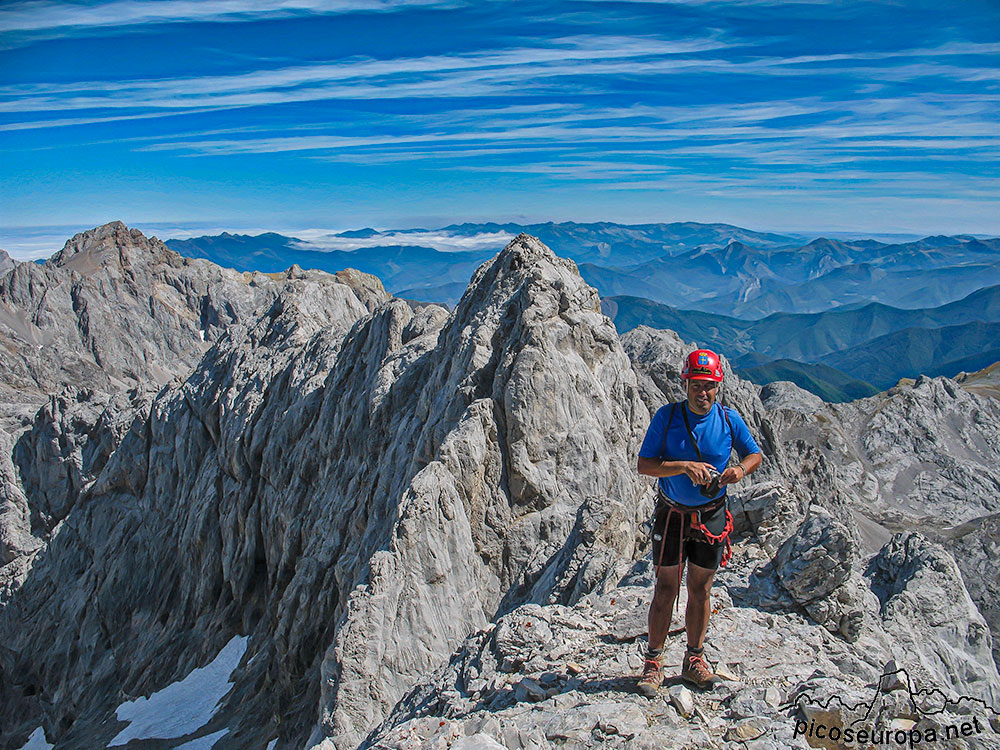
[638,456,718,485]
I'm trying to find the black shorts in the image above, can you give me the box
[651,496,729,570]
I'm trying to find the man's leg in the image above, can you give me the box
[639,563,681,696]
[647,564,681,650]
[681,562,717,688]
[684,562,715,649]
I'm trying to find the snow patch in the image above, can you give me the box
[107,635,247,747]
[17,727,52,750]
[175,728,229,749]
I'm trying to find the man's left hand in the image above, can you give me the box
[719,466,743,485]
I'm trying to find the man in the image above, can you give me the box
[636,348,761,694]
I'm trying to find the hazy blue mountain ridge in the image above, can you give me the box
[605,286,1000,398]
[582,234,999,317]
[441,221,801,266]
[736,359,879,402]
[606,285,1000,364]
[820,321,1000,389]
[167,223,997,319]
[727,262,1000,318]
[167,233,493,298]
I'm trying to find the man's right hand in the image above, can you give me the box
[684,461,717,485]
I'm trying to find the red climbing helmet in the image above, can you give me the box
[682,349,723,382]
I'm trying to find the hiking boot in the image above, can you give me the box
[637,658,664,697]
[681,649,716,689]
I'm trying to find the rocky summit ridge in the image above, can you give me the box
[0,223,998,750]
[0,221,277,430]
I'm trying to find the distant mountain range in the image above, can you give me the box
[167,223,999,318]
[580,234,1000,318]
[166,232,494,299]
[166,221,801,304]
[438,220,799,266]
[165,222,1000,401]
[604,285,1000,395]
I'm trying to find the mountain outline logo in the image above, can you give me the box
[786,666,999,747]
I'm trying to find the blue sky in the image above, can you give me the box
[1,0,998,257]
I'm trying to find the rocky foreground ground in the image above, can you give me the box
[362,531,1000,750]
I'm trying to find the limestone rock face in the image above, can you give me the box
[13,387,155,536]
[946,513,1000,675]
[0,234,649,750]
[774,376,1000,533]
[0,221,277,422]
[0,428,42,574]
[774,507,851,602]
[759,380,824,414]
[868,532,1000,705]
[314,235,649,748]
[772,505,868,641]
[363,572,996,750]
[0,222,298,600]
[767,372,1000,664]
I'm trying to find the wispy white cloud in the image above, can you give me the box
[2,3,997,235]
[0,224,513,260]
[574,0,851,4]
[0,0,456,33]
[0,35,732,115]
[0,106,241,132]
[2,35,996,123]
[132,99,999,157]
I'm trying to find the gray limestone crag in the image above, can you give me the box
[0,222,385,599]
[14,386,156,536]
[0,386,156,596]
[314,234,648,748]
[765,374,1000,665]
[0,234,649,750]
[0,428,42,578]
[0,262,392,749]
[0,223,341,606]
[0,221,277,421]
[759,380,825,414]
[771,376,1000,535]
[945,513,1000,676]
[0,249,14,277]
[867,531,1000,706]
[363,576,999,750]
[773,505,866,641]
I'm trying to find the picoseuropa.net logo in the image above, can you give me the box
[794,715,988,747]
[789,666,998,748]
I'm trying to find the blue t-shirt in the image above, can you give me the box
[639,402,761,506]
